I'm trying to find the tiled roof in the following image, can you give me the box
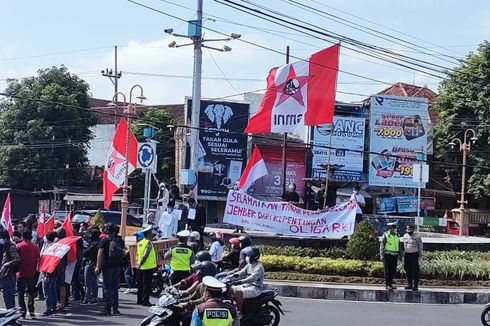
[88,98,184,125]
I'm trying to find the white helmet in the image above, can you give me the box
[189,231,201,242]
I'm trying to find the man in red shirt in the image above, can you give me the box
[16,230,41,319]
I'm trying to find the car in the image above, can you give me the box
[73,210,143,236]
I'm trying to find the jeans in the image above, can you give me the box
[103,267,120,313]
[17,277,36,314]
[44,276,58,313]
[124,267,134,289]
[84,264,98,301]
[0,275,16,309]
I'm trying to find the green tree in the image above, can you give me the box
[0,66,97,190]
[130,107,176,198]
[433,41,490,198]
[346,221,379,261]
[91,209,106,228]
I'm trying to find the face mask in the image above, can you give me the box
[245,256,250,264]
[32,231,38,238]
[408,231,414,235]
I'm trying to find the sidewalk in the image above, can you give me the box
[265,280,490,304]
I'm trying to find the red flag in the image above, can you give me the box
[103,118,138,209]
[37,203,46,238]
[62,211,74,237]
[238,147,268,192]
[0,194,13,237]
[38,236,80,274]
[245,44,340,134]
[44,216,55,234]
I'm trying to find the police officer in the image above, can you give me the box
[380,222,402,290]
[165,230,195,285]
[136,225,157,306]
[190,276,239,326]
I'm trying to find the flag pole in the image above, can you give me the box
[323,127,333,209]
[281,46,290,196]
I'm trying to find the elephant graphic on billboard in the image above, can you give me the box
[204,104,233,130]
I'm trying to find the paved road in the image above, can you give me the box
[9,292,484,325]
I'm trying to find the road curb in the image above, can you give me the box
[265,282,490,304]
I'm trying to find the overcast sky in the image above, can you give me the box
[1,0,489,105]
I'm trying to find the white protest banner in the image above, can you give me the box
[224,190,357,238]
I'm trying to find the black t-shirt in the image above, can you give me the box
[98,235,125,268]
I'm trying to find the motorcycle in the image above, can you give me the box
[141,288,183,326]
[151,265,173,297]
[482,303,490,325]
[0,307,23,326]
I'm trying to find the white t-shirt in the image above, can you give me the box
[350,193,365,214]
[209,240,224,261]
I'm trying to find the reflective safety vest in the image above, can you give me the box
[383,231,400,254]
[170,245,192,271]
[202,308,234,326]
[137,238,157,270]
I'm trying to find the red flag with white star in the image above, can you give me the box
[103,118,138,209]
[245,44,340,133]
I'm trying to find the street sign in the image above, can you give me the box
[419,217,447,227]
[137,142,157,171]
[412,164,429,183]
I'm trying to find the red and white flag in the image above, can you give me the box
[0,194,13,237]
[38,236,80,274]
[245,44,340,134]
[103,118,138,209]
[37,203,46,238]
[238,147,268,192]
[44,215,55,235]
[61,211,74,238]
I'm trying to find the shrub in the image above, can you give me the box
[346,220,379,261]
[259,245,346,258]
[91,209,105,228]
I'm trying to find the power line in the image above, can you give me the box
[0,47,112,61]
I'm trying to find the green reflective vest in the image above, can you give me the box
[137,238,157,270]
[202,308,234,326]
[170,246,192,271]
[384,231,400,254]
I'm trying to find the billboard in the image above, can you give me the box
[311,116,365,181]
[369,95,429,188]
[247,145,306,197]
[186,99,250,199]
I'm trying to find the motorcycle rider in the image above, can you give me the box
[190,276,239,326]
[165,230,195,285]
[237,235,253,269]
[215,238,240,271]
[136,225,157,306]
[189,231,203,254]
[174,251,212,295]
[229,246,265,315]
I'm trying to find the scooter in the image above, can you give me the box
[0,307,23,326]
[140,288,183,326]
[151,265,173,297]
[481,303,490,325]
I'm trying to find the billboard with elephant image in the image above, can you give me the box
[186,98,250,199]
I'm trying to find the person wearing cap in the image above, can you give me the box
[136,225,157,306]
[165,230,195,284]
[218,238,240,270]
[209,232,224,261]
[189,231,203,254]
[403,224,423,291]
[190,276,239,326]
[380,222,402,290]
[350,185,366,224]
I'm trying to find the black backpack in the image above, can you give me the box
[107,237,124,266]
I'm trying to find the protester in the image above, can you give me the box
[191,276,239,326]
[187,198,207,241]
[70,222,85,302]
[157,201,179,239]
[219,237,241,270]
[229,246,265,315]
[282,183,300,203]
[315,183,326,210]
[176,197,189,232]
[157,182,170,217]
[188,231,202,254]
[16,230,40,318]
[169,177,180,203]
[165,230,195,285]
[136,226,157,306]
[12,230,22,244]
[41,231,60,316]
[380,222,401,290]
[403,225,423,291]
[350,185,366,224]
[209,231,224,261]
[82,227,101,304]
[95,222,125,315]
[0,229,20,309]
[55,227,68,312]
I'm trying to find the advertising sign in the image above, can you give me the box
[396,196,418,213]
[311,116,365,181]
[247,145,306,197]
[187,99,250,199]
[376,197,397,214]
[224,190,357,238]
[369,95,429,188]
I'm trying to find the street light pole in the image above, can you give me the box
[450,128,477,236]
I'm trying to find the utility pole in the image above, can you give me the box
[450,129,477,236]
[281,46,290,196]
[102,46,122,125]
